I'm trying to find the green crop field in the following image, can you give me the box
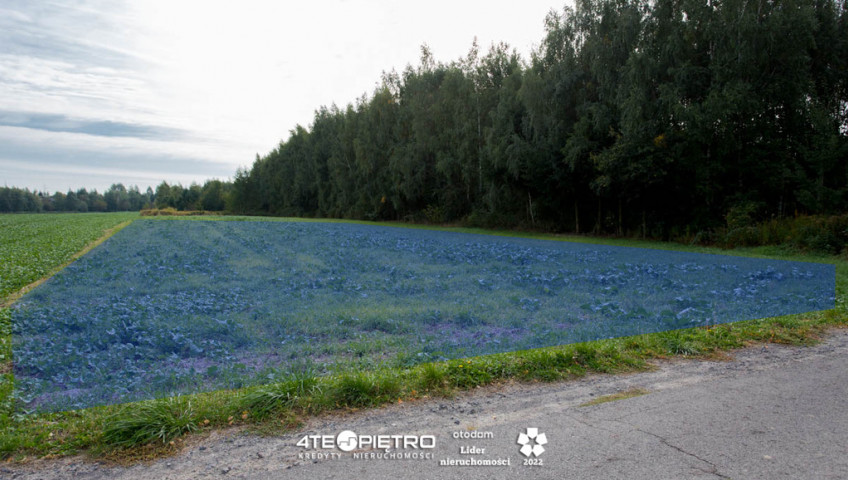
[0,212,136,454]
[0,213,137,301]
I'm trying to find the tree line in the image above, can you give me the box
[229,0,848,237]
[0,185,151,213]
[0,180,230,213]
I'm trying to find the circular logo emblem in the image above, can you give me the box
[336,430,358,452]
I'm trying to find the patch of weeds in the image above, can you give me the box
[417,363,448,393]
[446,359,494,389]
[659,332,703,356]
[587,342,643,373]
[238,370,319,419]
[455,311,482,327]
[518,349,581,381]
[101,396,199,448]
[332,371,400,408]
[569,343,599,367]
[361,317,406,334]
[579,388,650,407]
[700,324,746,350]
[375,373,402,401]
[300,383,334,414]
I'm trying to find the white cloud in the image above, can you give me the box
[2,0,562,191]
[1,158,206,188]
[0,125,242,167]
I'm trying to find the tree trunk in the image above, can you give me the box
[594,198,602,234]
[618,199,623,236]
[477,92,483,196]
[574,200,580,234]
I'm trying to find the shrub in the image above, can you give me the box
[423,204,445,224]
[725,202,760,230]
[139,208,216,217]
[717,214,848,254]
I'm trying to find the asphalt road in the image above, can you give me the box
[6,329,848,480]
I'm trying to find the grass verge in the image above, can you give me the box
[0,217,845,462]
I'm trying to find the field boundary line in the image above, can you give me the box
[1,219,135,308]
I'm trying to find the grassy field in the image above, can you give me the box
[0,213,845,461]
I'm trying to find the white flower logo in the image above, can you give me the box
[517,427,547,457]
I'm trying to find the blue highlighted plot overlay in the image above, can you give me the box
[12,220,835,412]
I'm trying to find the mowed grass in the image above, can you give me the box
[0,213,845,461]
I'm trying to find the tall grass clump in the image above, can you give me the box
[101,396,199,447]
[417,363,447,392]
[332,371,401,408]
[238,371,319,419]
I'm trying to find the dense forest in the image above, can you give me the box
[230,0,848,238]
[0,180,230,213]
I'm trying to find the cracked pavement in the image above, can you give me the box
[6,329,848,479]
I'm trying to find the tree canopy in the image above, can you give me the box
[0,179,230,214]
[229,0,848,236]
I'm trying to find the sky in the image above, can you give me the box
[0,0,564,193]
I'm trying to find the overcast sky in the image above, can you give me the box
[1,0,563,193]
